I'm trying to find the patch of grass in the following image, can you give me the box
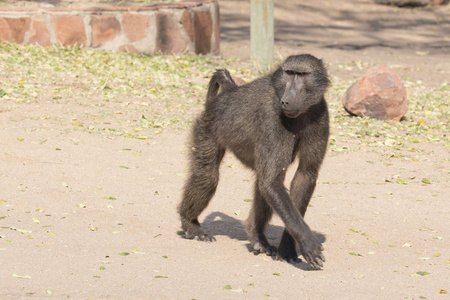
[0,42,447,150]
[0,43,248,138]
[326,77,449,156]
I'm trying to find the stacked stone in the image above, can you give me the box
[0,0,219,55]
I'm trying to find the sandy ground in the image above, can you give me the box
[1,0,449,299]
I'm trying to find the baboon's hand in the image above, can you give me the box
[299,237,325,269]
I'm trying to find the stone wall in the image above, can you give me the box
[0,0,220,55]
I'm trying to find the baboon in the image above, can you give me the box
[178,54,330,269]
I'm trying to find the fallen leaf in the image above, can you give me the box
[12,274,31,279]
[421,178,431,184]
[131,249,145,255]
[384,138,396,146]
[416,271,430,276]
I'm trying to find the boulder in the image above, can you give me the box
[342,65,407,121]
[374,0,448,6]
[232,76,246,86]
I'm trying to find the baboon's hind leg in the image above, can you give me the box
[178,120,225,242]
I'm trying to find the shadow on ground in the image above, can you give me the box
[221,0,450,54]
[200,211,326,271]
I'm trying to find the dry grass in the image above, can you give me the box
[0,43,448,153]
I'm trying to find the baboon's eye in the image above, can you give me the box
[285,70,309,76]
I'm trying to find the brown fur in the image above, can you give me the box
[178,54,330,269]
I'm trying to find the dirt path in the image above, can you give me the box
[1,0,449,299]
[1,129,448,299]
[220,0,450,85]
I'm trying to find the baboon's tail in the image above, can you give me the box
[206,69,238,102]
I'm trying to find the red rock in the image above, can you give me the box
[0,18,11,41]
[122,13,149,43]
[232,76,246,86]
[193,10,212,54]
[3,17,31,43]
[342,65,407,121]
[90,15,121,47]
[52,15,87,46]
[374,0,425,6]
[118,44,140,53]
[155,12,188,54]
[432,0,449,4]
[180,10,194,42]
[29,14,51,47]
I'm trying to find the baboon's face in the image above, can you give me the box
[279,55,329,118]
